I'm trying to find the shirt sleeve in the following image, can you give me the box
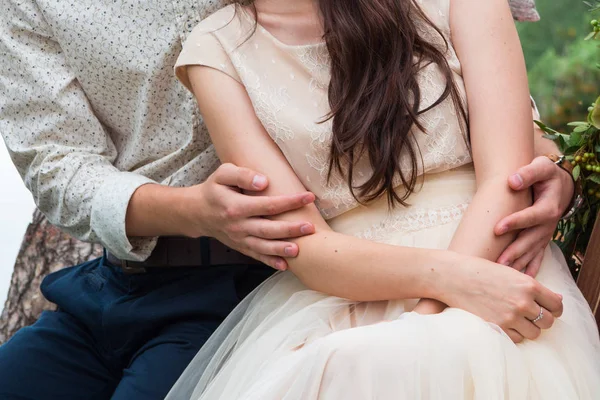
[174,12,242,93]
[0,0,157,261]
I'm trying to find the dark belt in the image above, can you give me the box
[106,237,262,274]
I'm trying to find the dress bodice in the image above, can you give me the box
[176,1,471,219]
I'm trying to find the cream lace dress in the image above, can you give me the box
[169,3,600,399]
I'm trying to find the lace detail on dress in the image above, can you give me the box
[355,202,470,244]
[304,119,359,218]
[229,50,296,143]
[295,46,330,93]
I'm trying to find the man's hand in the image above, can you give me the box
[494,156,574,277]
[182,164,316,270]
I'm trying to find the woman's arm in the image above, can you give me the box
[449,0,534,254]
[415,0,535,314]
[186,65,456,302]
[185,60,562,340]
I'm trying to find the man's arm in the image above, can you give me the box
[0,0,315,267]
[1,0,157,260]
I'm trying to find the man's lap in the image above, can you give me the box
[0,256,273,399]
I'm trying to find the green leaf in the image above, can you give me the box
[584,31,597,41]
[564,145,583,154]
[534,120,560,135]
[595,145,600,153]
[567,122,590,127]
[542,133,560,140]
[588,174,600,184]
[590,96,600,129]
[573,164,581,181]
[572,125,590,133]
[568,131,584,147]
[582,209,591,228]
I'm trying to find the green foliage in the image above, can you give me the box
[532,2,600,272]
[518,0,597,131]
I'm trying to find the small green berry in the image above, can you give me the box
[586,164,593,171]
[592,19,599,26]
[595,166,600,173]
[575,155,582,162]
[596,192,600,199]
[589,189,596,195]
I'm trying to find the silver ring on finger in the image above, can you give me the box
[530,306,543,323]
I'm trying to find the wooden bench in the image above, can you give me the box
[577,214,600,331]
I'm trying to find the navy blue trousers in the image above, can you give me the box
[0,256,273,399]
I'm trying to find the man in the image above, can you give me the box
[0,0,576,398]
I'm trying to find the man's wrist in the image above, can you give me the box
[546,154,581,218]
[177,183,211,238]
[126,183,199,238]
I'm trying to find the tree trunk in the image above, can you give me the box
[0,209,102,344]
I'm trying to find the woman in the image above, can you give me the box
[169,0,600,398]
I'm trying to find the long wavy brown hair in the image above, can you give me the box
[235,0,468,206]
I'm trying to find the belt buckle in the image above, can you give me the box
[121,260,147,274]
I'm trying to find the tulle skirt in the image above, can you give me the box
[167,165,600,399]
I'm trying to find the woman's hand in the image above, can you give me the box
[441,255,563,343]
[494,156,574,276]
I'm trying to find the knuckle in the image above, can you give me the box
[515,300,530,313]
[264,200,278,215]
[218,162,234,174]
[224,206,240,220]
[523,278,538,293]
[257,225,269,238]
[549,205,562,220]
[227,223,243,235]
[513,336,524,344]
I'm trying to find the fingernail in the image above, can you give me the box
[300,224,313,234]
[275,260,287,271]
[284,246,296,257]
[252,175,267,189]
[509,174,523,189]
[558,293,563,300]
[302,195,313,205]
[502,261,511,266]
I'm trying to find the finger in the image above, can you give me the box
[252,253,289,271]
[532,307,554,330]
[245,218,315,240]
[241,192,316,217]
[213,163,270,191]
[508,156,555,191]
[524,248,545,278]
[495,205,551,236]
[534,284,563,318]
[496,227,547,265]
[506,328,524,344]
[513,317,542,341]
[509,240,546,272]
[244,236,300,259]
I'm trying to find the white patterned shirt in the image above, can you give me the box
[1,0,232,260]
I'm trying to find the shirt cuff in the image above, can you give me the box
[91,172,158,261]
[530,95,541,120]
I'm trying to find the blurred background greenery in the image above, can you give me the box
[518,0,599,131]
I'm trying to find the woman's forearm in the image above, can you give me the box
[448,177,531,261]
[286,227,461,302]
[415,176,531,313]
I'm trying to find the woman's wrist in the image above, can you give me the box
[420,250,465,303]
